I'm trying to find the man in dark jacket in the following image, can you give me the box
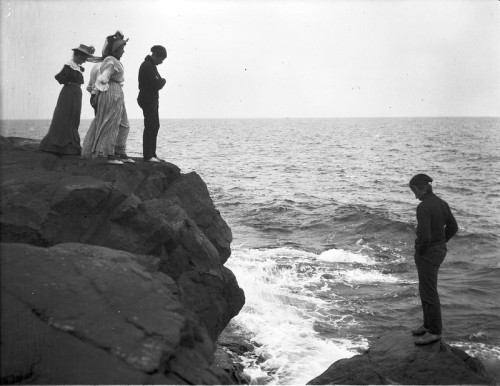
[409,174,459,345]
[137,45,167,162]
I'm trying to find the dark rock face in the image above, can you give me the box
[307,330,495,385]
[1,243,231,384]
[0,137,244,339]
[0,136,245,383]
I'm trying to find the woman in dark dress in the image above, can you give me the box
[40,44,95,155]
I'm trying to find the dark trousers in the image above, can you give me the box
[139,100,160,160]
[414,243,447,335]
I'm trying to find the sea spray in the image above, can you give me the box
[226,246,373,384]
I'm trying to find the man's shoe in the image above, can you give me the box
[146,157,161,163]
[121,157,135,164]
[411,325,428,336]
[414,332,441,345]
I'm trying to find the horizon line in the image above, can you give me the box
[1,115,499,121]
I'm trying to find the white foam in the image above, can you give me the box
[340,268,400,284]
[317,248,375,265]
[451,341,500,361]
[240,246,317,261]
[227,247,367,384]
[232,308,360,385]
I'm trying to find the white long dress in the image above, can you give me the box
[81,55,130,158]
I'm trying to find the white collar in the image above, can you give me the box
[66,60,83,72]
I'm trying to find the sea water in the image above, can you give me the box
[2,117,499,384]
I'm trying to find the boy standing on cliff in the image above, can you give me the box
[137,45,167,163]
[409,174,458,345]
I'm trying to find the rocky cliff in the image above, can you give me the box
[0,136,245,384]
[2,136,495,385]
[307,330,495,385]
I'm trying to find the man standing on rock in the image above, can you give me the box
[409,174,458,345]
[137,45,167,163]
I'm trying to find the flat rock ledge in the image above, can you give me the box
[307,330,495,385]
[0,136,245,384]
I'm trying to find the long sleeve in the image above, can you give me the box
[55,66,71,84]
[95,64,113,92]
[95,57,123,92]
[141,65,167,91]
[416,204,432,254]
[445,208,458,242]
[54,65,84,85]
[414,193,459,255]
[86,63,101,94]
[144,67,166,91]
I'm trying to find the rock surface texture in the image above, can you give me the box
[307,330,495,385]
[0,136,245,384]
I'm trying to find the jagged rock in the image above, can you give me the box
[307,330,495,385]
[0,243,231,384]
[215,321,255,385]
[0,136,245,340]
[214,347,250,385]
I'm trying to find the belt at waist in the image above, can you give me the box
[66,82,81,87]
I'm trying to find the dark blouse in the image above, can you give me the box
[55,65,84,85]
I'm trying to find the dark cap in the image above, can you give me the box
[151,45,167,58]
[409,174,433,186]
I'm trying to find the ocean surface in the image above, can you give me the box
[2,117,500,384]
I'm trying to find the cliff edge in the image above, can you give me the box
[0,136,245,384]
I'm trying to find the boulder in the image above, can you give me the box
[0,243,231,384]
[307,330,495,385]
[0,136,245,340]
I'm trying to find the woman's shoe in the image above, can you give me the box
[121,157,135,164]
[107,159,124,165]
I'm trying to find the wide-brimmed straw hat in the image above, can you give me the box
[102,31,129,57]
[111,39,127,53]
[72,44,96,57]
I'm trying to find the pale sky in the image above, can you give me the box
[1,0,499,119]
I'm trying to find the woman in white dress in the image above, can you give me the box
[82,31,134,164]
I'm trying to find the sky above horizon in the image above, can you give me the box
[1,0,499,119]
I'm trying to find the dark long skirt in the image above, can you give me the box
[40,84,82,155]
